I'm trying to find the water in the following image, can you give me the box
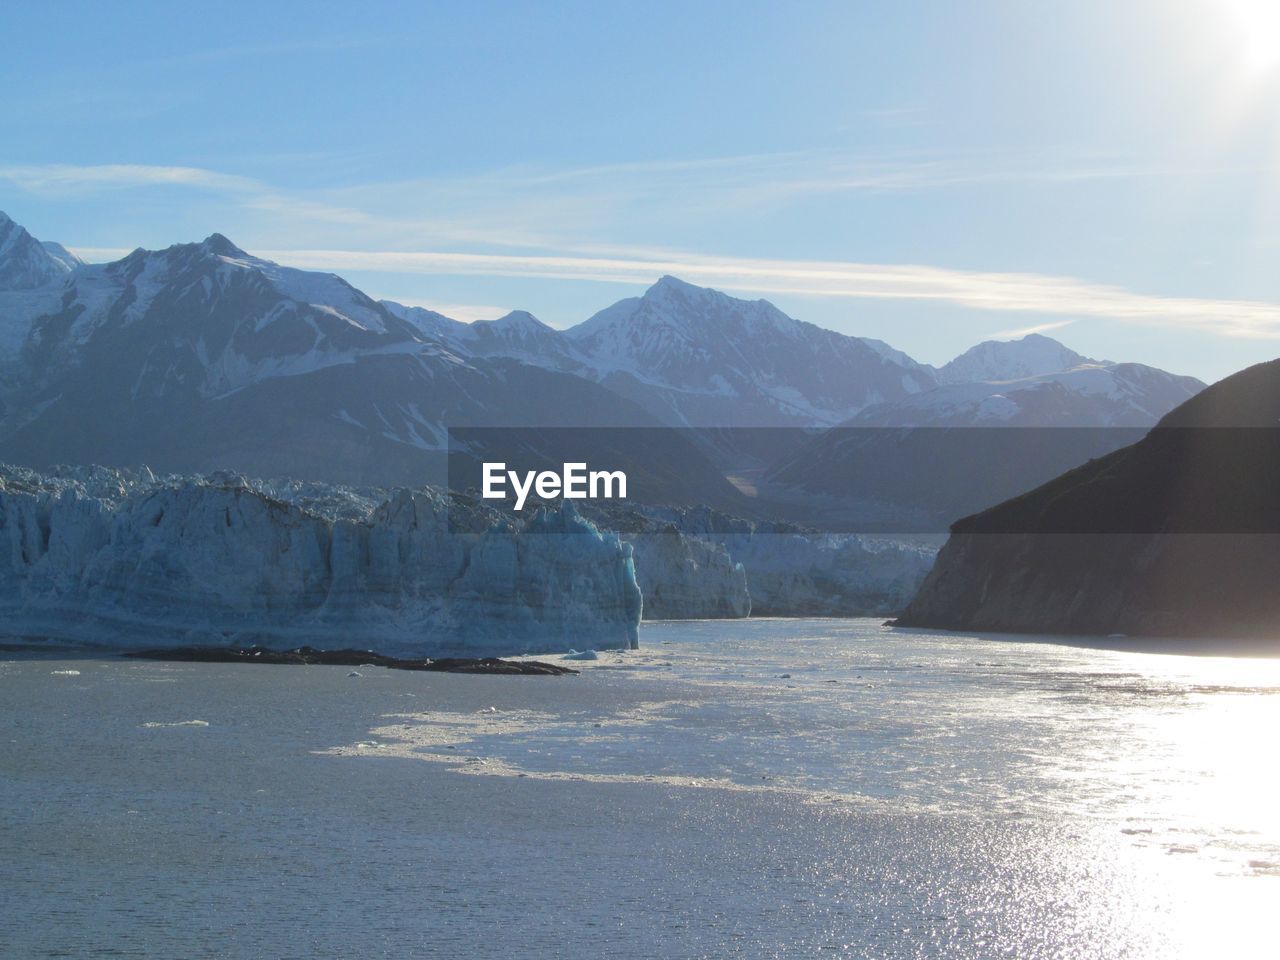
[3,619,1278,958]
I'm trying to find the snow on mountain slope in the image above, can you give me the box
[564,276,937,427]
[762,353,1207,530]
[16,232,422,398]
[38,240,84,273]
[452,310,590,371]
[0,211,79,291]
[849,361,1206,428]
[0,220,711,489]
[0,215,86,367]
[935,333,1095,384]
[380,300,471,343]
[0,464,641,655]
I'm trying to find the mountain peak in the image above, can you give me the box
[0,211,80,290]
[644,274,707,300]
[486,309,549,330]
[200,233,249,258]
[938,333,1095,385]
[40,240,85,271]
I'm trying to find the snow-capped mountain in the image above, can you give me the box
[849,360,1205,428]
[379,300,470,343]
[762,340,1206,529]
[0,214,1209,524]
[389,278,941,428]
[935,332,1094,384]
[0,211,82,291]
[563,276,938,427]
[0,217,726,493]
[383,301,589,373]
[18,232,428,398]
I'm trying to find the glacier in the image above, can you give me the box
[0,464,641,656]
[0,463,936,658]
[584,504,936,619]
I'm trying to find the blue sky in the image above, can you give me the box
[3,0,1280,381]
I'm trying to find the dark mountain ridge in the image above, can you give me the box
[895,358,1280,639]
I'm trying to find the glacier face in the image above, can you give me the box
[583,504,935,619]
[0,462,933,656]
[0,465,641,656]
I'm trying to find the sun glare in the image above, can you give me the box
[1224,0,1280,76]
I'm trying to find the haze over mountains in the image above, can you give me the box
[0,213,1206,515]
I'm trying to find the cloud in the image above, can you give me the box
[986,319,1077,339]
[253,246,1280,339]
[0,164,261,195]
[68,247,133,261]
[377,298,511,323]
[14,157,1280,341]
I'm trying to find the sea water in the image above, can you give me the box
[3,619,1278,958]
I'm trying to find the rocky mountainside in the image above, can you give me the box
[895,357,1280,639]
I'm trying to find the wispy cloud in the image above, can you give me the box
[3,149,1240,241]
[255,247,1280,340]
[986,319,1077,339]
[0,163,555,249]
[0,163,261,195]
[378,298,511,323]
[13,157,1280,340]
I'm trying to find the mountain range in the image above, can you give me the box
[0,212,1207,520]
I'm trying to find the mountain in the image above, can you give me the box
[563,276,938,428]
[0,219,738,504]
[0,211,81,291]
[761,340,1205,530]
[454,310,590,370]
[895,357,1280,639]
[0,212,85,363]
[846,360,1205,428]
[0,214,1210,528]
[383,302,589,373]
[935,332,1094,384]
[379,300,470,343]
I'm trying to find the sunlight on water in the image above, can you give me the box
[3,620,1278,958]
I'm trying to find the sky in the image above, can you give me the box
[3,0,1280,382]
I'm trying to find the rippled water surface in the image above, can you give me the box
[3,619,1278,958]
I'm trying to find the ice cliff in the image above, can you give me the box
[585,504,936,619]
[0,465,641,656]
